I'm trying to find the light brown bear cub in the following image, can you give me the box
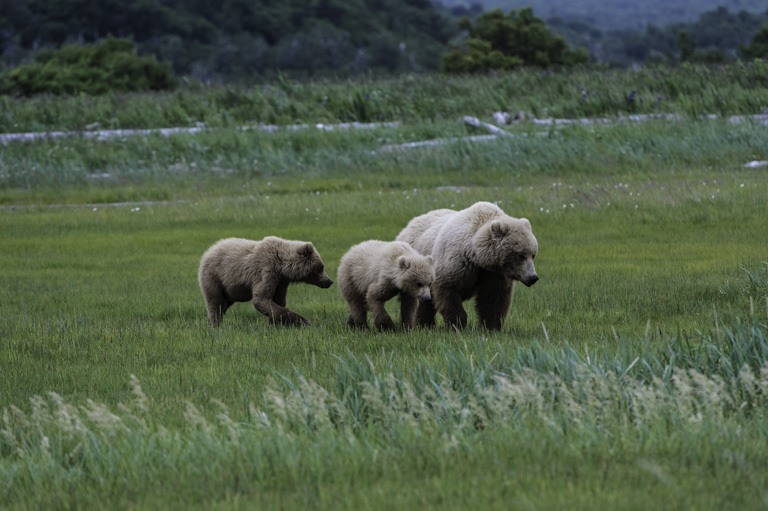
[396,201,538,331]
[338,240,435,331]
[198,236,333,327]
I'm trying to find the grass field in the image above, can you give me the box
[2,67,768,509]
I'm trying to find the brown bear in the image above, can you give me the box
[198,236,333,327]
[396,201,538,331]
[338,240,435,331]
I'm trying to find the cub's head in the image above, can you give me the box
[395,254,435,302]
[289,242,334,288]
[472,217,538,287]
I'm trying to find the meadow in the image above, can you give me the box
[1,65,768,509]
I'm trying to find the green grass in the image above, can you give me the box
[2,68,768,509]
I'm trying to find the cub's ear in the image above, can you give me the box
[299,242,315,258]
[490,221,509,238]
[426,255,433,265]
[520,218,532,229]
[397,256,411,270]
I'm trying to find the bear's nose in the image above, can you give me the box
[419,295,432,303]
[523,274,539,287]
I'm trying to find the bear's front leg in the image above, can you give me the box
[272,279,289,307]
[475,272,513,331]
[436,288,467,329]
[366,285,396,331]
[414,300,437,327]
[252,296,308,326]
[400,293,418,330]
[345,296,370,330]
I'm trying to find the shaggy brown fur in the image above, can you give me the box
[396,201,538,330]
[198,236,333,326]
[338,240,434,331]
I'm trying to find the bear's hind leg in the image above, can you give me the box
[203,287,229,326]
[475,272,513,331]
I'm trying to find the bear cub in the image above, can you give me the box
[338,240,435,331]
[198,236,333,327]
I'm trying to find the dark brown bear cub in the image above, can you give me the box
[198,236,333,327]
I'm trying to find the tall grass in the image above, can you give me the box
[2,314,768,510]
[1,62,768,133]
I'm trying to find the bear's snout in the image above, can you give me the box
[522,274,539,287]
[318,274,334,288]
[419,294,432,303]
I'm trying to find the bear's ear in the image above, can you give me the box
[298,242,315,258]
[520,218,532,229]
[426,255,433,265]
[397,256,411,270]
[491,221,509,238]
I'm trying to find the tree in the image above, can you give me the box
[739,23,768,59]
[677,30,696,62]
[441,8,588,73]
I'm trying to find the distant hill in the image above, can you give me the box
[435,0,768,30]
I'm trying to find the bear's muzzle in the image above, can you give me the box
[317,274,334,288]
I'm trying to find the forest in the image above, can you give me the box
[0,1,767,80]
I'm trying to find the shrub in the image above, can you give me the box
[0,36,178,96]
[441,8,588,74]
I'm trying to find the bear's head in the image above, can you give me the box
[289,242,334,288]
[395,254,435,302]
[472,217,539,287]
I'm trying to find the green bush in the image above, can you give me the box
[442,8,588,74]
[739,23,768,59]
[0,36,178,96]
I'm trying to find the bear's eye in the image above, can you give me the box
[415,282,422,287]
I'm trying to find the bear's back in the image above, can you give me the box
[396,208,456,255]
